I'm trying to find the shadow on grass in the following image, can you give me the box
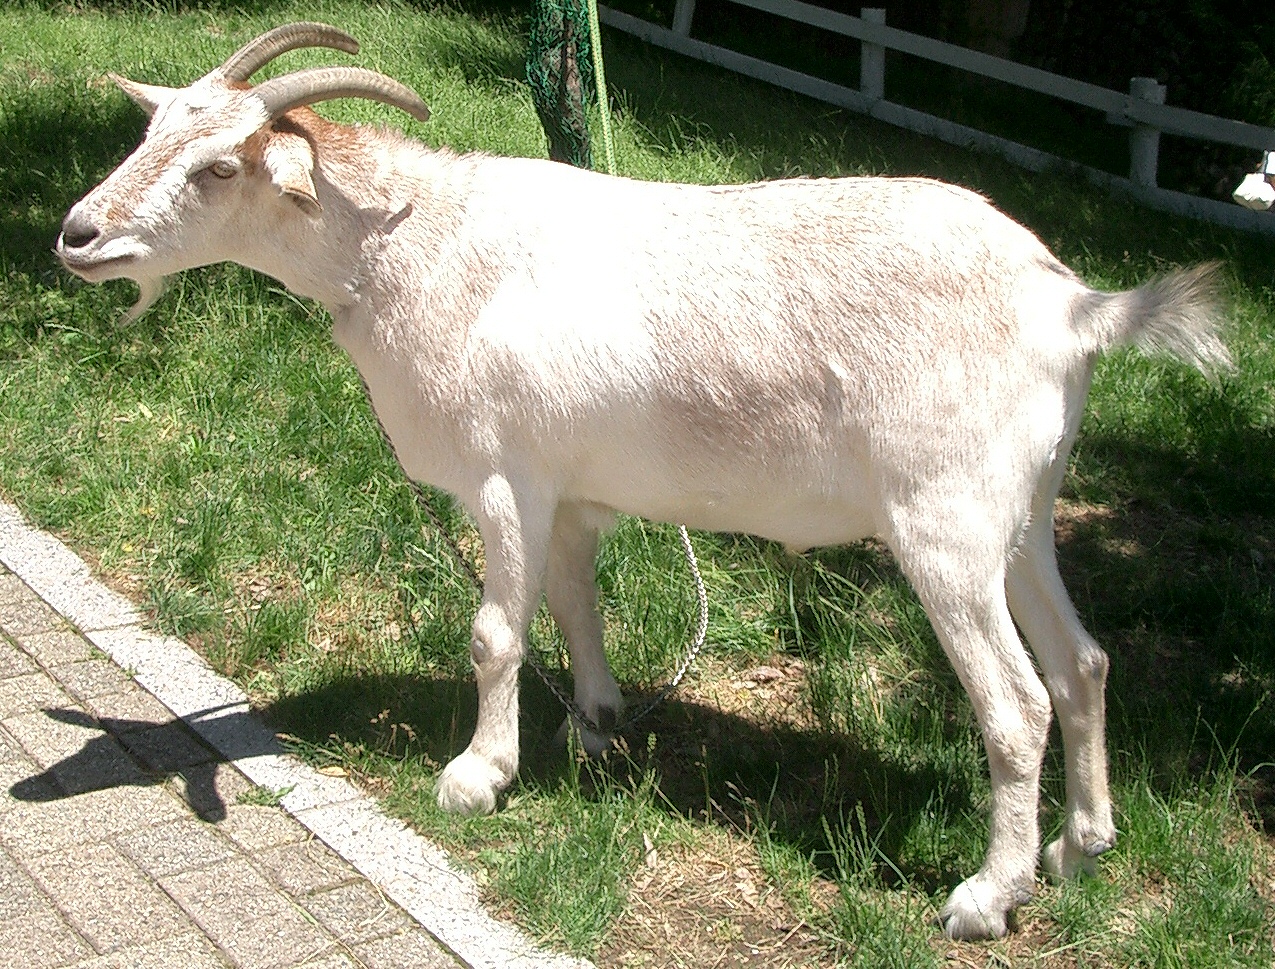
[259,663,977,895]
[0,78,141,281]
[1052,443,1275,830]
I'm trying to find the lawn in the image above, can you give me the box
[2,1,1273,966]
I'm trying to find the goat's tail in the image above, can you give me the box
[1071,261,1232,376]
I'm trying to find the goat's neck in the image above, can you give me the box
[250,123,469,318]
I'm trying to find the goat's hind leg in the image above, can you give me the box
[545,502,623,757]
[890,515,1053,940]
[1007,493,1117,879]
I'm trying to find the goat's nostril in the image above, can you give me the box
[59,213,101,251]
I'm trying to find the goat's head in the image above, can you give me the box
[56,22,431,321]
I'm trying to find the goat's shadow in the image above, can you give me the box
[261,663,979,893]
[6,670,967,894]
[10,704,283,823]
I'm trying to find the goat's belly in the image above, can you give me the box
[585,472,880,551]
[684,500,878,552]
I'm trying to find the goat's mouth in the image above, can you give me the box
[55,236,144,281]
[55,229,167,324]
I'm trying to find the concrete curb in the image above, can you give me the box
[0,499,593,969]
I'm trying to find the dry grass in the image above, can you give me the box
[601,834,832,968]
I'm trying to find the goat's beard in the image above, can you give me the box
[121,275,168,325]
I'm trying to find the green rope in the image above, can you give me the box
[586,0,617,176]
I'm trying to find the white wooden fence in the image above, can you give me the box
[598,0,1275,236]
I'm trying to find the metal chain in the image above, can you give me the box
[362,380,710,737]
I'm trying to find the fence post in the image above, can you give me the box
[1128,76,1166,188]
[672,0,697,37]
[860,8,886,100]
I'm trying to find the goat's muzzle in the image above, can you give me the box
[58,211,101,254]
[55,209,136,282]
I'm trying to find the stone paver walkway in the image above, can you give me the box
[0,501,591,969]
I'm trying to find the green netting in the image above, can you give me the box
[526,0,595,168]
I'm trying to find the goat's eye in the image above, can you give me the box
[208,159,239,179]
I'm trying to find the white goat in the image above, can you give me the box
[56,23,1229,940]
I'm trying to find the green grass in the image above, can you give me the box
[3,2,1274,965]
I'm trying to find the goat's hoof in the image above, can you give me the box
[1084,837,1115,857]
[1042,830,1116,880]
[554,707,620,760]
[936,877,1018,940]
[436,752,505,815]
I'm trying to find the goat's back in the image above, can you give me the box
[356,158,1222,548]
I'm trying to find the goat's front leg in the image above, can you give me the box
[546,502,623,757]
[436,475,554,815]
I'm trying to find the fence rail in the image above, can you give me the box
[598,1,1275,235]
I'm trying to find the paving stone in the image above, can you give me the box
[119,719,219,772]
[4,705,106,767]
[0,672,72,718]
[28,842,196,955]
[66,932,227,969]
[1,784,185,858]
[52,747,151,796]
[3,707,149,795]
[0,756,59,809]
[48,659,136,701]
[281,954,359,968]
[162,857,310,936]
[0,844,52,921]
[0,904,93,968]
[164,859,341,969]
[0,595,65,637]
[82,685,174,731]
[257,837,354,896]
[0,570,28,603]
[0,635,38,677]
[0,722,28,763]
[170,759,257,823]
[354,929,459,969]
[16,626,99,666]
[218,801,312,853]
[217,914,344,969]
[116,816,237,878]
[300,881,419,945]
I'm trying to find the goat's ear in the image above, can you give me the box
[262,129,322,217]
[108,72,175,118]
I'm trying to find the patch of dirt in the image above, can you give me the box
[681,654,815,729]
[599,833,834,968]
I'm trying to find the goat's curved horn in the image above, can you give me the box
[253,67,431,123]
[218,22,360,83]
